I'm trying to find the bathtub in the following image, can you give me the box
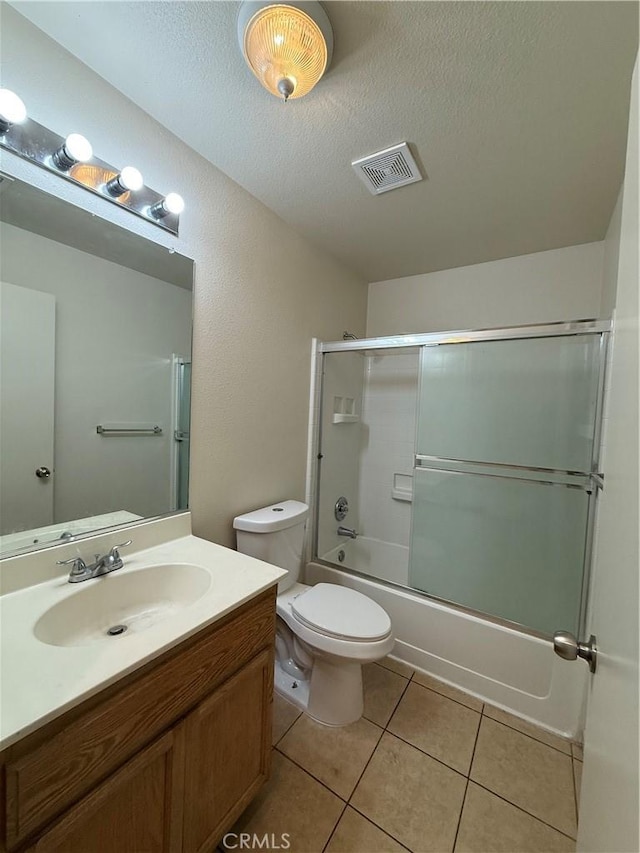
[309,536,588,738]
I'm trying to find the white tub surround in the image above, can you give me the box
[0,513,285,750]
[357,351,419,549]
[322,537,409,587]
[306,561,588,739]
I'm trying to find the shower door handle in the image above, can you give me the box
[553,631,597,673]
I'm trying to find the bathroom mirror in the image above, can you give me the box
[0,174,194,558]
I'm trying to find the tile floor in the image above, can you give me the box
[223,658,583,853]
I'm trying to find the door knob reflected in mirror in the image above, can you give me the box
[35,466,51,479]
[553,630,597,673]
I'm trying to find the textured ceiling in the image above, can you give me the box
[9,1,639,281]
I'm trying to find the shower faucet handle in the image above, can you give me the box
[334,496,349,521]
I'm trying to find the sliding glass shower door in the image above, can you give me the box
[409,334,604,636]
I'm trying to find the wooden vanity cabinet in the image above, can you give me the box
[0,588,276,853]
[183,649,272,853]
[25,728,185,853]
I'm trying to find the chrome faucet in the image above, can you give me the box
[57,540,132,583]
[337,526,358,539]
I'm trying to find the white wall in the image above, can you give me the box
[600,189,623,319]
[367,241,605,336]
[358,353,418,548]
[1,6,367,548]
[0,221,192,524]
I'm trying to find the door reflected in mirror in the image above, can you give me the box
[0,175,194,557]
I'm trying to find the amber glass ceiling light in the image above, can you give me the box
[238,1,333,101]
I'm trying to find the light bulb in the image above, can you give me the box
[52,133,93,171]
[164,192,185,214]
[0,89,27,133]
[150,192,185,219]
[63,133,93,162]
[106,166,144,197]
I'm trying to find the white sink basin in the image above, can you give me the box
[34,563,212,647]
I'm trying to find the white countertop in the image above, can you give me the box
[0,530,285,751]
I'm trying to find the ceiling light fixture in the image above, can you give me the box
[237,1,333,102]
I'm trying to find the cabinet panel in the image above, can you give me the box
[4,589,275,848]
[28,729,184,853]
[183,649,273,853]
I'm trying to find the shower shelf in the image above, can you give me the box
[392,472,413,502]
[332,414,359,424]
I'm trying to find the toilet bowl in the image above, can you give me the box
[233,500,394,726]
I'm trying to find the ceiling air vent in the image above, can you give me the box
[352,142,423,195]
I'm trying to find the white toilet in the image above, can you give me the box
[233,500,394,726]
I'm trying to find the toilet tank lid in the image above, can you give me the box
[233,500,309,533]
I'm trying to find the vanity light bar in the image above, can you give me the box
[0,89,184,236]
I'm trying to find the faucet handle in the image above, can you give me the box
[108,540,132,561]
[56,556,87,576]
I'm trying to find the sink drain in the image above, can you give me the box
[106,624,128,636]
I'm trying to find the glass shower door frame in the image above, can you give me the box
[314,319,610,640]
[170,354,191,512]
[411,331,609,638]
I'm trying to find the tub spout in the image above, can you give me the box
[337,526,358,539]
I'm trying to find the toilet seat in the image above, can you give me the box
[276,582,394,663]
[291,583,391,642]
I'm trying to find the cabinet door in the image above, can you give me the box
[28,729,185,853]
[183,649,273,853]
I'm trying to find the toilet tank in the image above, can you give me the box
[233,500,309,592]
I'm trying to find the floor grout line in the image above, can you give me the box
[272,704,302,747]
[480,707,574,757]
[452,709,483,851]
[347,802,413,852]
[273,746,350,804]
[383,666,413,728]
[274,712,387,801]
[407,676,484,714]
[345,722,386,801]
[380,729,470,781]
[571,756,580,827]
[321,801,348,853]
[332,678,416,852]
[451,781,470,853]
[469,780,578,842]
[377,658,483,715]
[377,659,416,680]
